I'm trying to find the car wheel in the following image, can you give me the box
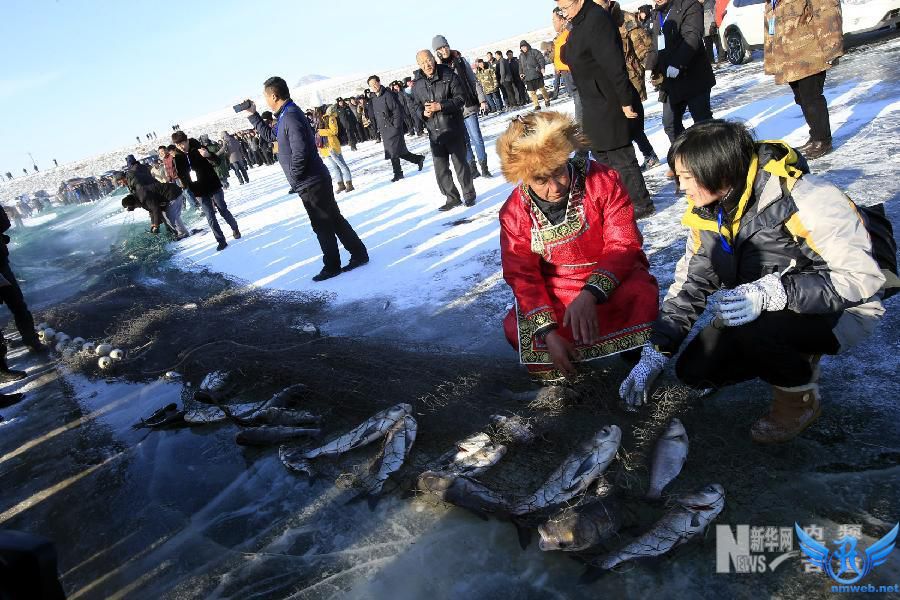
[726,30,748,65]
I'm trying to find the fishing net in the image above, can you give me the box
[31,226,702,506]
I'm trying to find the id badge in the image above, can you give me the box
[189,169,198,182]
[658,33,666,51]
[768,16,776,35]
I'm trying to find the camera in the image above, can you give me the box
[233,99,252,113]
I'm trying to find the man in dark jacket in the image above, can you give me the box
[645,0,716,142]
[557,0,655,218]
[0,207,41,374]
[518,40,551,110]
[368,75,425,183]
[222,131,249,184]
[247,76,368,281]
[506,50,528,105]
[115,171,190,238]
[412,50,476,211]
[433,35,492,179]
[390,81,417,137]
[494,51,519,108]
[171,130,241,251]
[335,98,359,151]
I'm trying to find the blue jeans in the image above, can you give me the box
[324,152,352,183]
[561,71,583,126]
[198,188,238,244]
[486,92,501,112]
[463,113,487,164]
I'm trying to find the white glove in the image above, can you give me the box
[619,345,668,409]
[717,273,787,327]
[666,66,680,78]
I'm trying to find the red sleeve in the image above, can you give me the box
[500,189,557,332]
[583,164,646,300]
[715,0,728,27]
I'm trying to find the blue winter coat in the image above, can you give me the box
[250,100,330,194]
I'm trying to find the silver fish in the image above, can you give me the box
[279,445,314,476]
[235,426,321,446]
[646,418,689,499]
[490,414,536,444]
[593,483,725,570]
[538,498,623,552]
[417,470,511,516]
[432,432,507,477]
[184,401,262,424]
[509,425,622,515]
[227,407,322,427]
[261,383,308,410]
[357,415,418,499]
[301,403,412,459]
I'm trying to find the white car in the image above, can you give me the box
[719,0,900,64]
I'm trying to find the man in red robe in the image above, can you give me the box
[497,112,659,382]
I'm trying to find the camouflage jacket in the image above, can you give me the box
[620,12,653,101]
[763,0,843,85]
[475,66,498,95]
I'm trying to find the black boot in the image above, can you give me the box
[0,355,26,383]
[479,160,493,178]
[470,160,480,179]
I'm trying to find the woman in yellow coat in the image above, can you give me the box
[314,105,354,193]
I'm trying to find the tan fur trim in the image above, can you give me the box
[496,111,589,184]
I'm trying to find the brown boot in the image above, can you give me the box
[750,382,822,443]
[345,180,354,192]
[335,181,346,194]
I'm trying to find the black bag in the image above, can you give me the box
[858,204,900,299]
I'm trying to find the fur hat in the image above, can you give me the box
[496,111,589,184]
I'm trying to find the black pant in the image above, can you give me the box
[662,89,713,142]
[298,180,368,272]
[629,95,657,160]
[431,133,475,204]
[789,71,831,143]
[676,311,841,389]
[704,33,724,64]
[230,161,248,184]
[0,260,37,348]
[390,152,423,178]
[198,189,239,244]
[501,82,519,107]
[591,145,652,211]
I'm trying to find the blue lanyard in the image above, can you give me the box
[658,9,670,30]
[717,205,734,254]
[275,100,296,138]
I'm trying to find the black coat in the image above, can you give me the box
[411,64,467,146]
[370,87,410,159]
[507,57,522,79]
[646,0,715,104]
[136,182,182,227]
[173,139,222,197]
[563,0,636,151]
[337,105,359,134]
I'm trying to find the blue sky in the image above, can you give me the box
[0,0,552,174]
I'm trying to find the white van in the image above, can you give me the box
[719,0,900,64]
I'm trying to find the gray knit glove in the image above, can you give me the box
[619,344,668,409]
[717,273,787,327]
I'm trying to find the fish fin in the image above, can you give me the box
[513,519,532,550]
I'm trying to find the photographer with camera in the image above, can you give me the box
[171,130,241,251]
[244,77,368,282]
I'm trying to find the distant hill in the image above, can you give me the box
[295,74,330,87]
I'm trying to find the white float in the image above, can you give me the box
[98,356,113,370]
[109,349,125,361]
[95,344,113,357]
